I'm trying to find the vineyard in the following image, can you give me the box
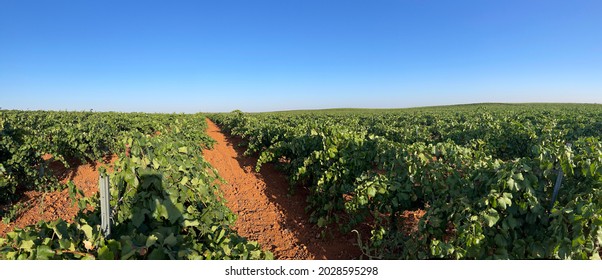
[1,103,602,259]
[0,111,271,259]
[210,104,602,259]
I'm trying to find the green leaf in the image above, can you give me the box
[36,245,55,260]
[494,247,509,259]
[146,235,158,247]
[20,240,35,251]
[497,193,512,210]
[5,251,17,260]
[98,246,115,260]
[152,159,160,169]
[222,244,231,255]
[590,162,598,177]
[180,176,189,186]
[183,220,200,227]
[367,187,376,197]
[164,234,177,247]
[572,236,585,248]
[153,198,168,220]
[558,245,570,259]
[59,239,75,251]
[78,200,88,210]
[506,215,520,229]
[132,210,146,228]
[148,248,166,259]
[81,224,93,240]
[107,239,121,255]
[483,208,500,227]
[165,200,183,224]
[52,220,68,239]
[120,238,137,260]
[494,234,507,247]
[216,229,226,243]
[317,217,326,227]
[512,173,524,181]
[178,147,188,154]
[124,172,139,188]
[250,250,262,259]
[506,178,517,191]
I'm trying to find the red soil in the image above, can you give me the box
[400,209,426,235]
[0,155,117,237]
[202,119,362,260]
[0,125,425,260]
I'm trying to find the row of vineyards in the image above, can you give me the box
[0,111,271,259]
[211,104,602,259]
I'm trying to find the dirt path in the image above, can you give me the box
[202,119,362,259]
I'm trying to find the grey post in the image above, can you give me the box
[100,174,111,237]
[550,168,563,209]
[550,143,571,210]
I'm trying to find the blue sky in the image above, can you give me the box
[1,0,601,112]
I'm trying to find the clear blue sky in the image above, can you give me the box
[1,0,601,112]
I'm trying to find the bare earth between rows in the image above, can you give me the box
[1,121,361,259]
[201,119,361,259]
[0,156,117,237]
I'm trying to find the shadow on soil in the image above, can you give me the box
[220,132,363,260]
[46,155,113,184]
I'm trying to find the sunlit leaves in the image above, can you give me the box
[0,112,270,260]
